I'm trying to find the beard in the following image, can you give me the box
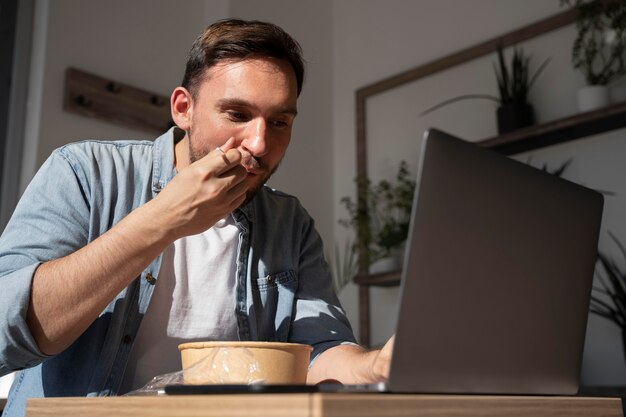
[240,163,280,206]
[187,129,281,206]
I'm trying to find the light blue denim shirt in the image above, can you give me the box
[0,128,355,417]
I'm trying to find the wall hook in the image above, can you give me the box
[75,94,92,107]
[151,95,165,107]
[106,82,122,93]
[64,67,171,133]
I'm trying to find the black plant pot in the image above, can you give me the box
[496,101,535,135]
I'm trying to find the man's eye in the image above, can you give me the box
[271,120,289,128]
[227,111,248,121]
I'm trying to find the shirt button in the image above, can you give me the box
[123,334,132,344]
[145,273,156,285]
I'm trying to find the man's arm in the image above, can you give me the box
[26,143,247,356]
[28,202,174,355]
[307,336,394,384]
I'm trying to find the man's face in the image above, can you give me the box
[177,57,298,203]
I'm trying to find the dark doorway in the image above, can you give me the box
[0,0,19,188]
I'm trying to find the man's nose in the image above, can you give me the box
[240,118,268,157]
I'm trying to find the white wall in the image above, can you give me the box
[332,0,626,386]
[22,0,228,185]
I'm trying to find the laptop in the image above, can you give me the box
[386,128,603,395]
[166,128,603,396]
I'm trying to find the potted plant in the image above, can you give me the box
[590,231,626,365]
[494,45,542,134]
[421,44,550,134]
[339,161,416,275]
[560,0,626,111]
[537,157,623,362]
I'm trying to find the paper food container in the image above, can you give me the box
[178,341,313,384]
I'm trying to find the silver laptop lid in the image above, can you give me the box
[388,129,603,395]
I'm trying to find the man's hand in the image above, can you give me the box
[307,335,395,384]
[370,335,394,381]
[149,137,248,239]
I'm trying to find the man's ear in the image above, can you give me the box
[170,87,193,130]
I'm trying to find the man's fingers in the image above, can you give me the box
[212,138,245,176]
[213,137,239,163]
[216,152,243,176]
[218,137,237,153]
[218,165,248,193]
[185,137,246,192]
[228,179,249,199]
[228,184,248,209]
[191,139,242,175]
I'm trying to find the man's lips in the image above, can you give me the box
[245,168,263,176]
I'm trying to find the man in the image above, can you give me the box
[0,19,392,416]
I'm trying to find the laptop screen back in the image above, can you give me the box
[387,129,603,395]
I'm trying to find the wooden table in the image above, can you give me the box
[27,393,623,417]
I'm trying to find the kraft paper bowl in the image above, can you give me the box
[178,341,312,384]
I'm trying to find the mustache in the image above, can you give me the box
[241,151,261,170]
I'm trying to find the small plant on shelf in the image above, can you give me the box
[560,0,626,86]
[560,0,626,111]
[339,161,416,275]
[421,44,550,134]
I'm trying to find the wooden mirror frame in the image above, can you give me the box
[353,9,577,346]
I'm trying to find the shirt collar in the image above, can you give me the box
[235,201,254,223]
[151,127,183,194]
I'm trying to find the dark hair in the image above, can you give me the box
[182,19,305,97]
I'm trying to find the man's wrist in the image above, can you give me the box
[350,346,385,383]
[366,348,386,382]
[133,199,180,243]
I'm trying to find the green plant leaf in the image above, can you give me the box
[332,239,358,293]
[563,0,626,85]
[419,94,500,116]
[496,44,511,102]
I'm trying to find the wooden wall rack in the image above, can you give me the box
[64,67,173,133]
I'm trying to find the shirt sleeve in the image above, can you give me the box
[289,214,358,365]
[0,149,90,375]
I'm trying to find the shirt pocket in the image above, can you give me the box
[251,270,297,342]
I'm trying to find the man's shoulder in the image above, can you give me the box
[252,186,313,222]
[256,185,302,206]
[52,138,156,168]
[56,138,155,156]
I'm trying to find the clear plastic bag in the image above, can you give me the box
[124,347,264,396]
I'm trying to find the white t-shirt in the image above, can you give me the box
[121,215,240,392]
